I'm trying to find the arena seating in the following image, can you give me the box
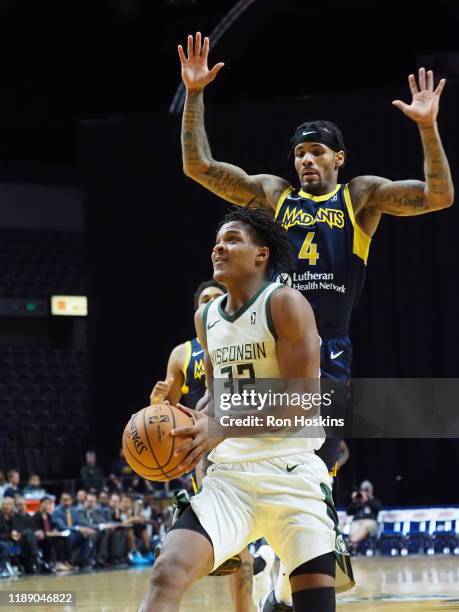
[0,229,85,297]
[338,508,459,557]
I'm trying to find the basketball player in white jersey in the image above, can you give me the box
[139,207,347,612]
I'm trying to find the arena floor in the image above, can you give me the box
[3,556,459,611]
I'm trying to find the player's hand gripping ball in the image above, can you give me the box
[122,404,195,481]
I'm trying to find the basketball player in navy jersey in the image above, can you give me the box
[139,207,345,612]
[177,33,454,611]
[150,280,225,409]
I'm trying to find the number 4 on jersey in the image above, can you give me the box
[298,231,319,264]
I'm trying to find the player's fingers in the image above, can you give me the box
[176,403,197,419]
[170,425,196,437]
[427,69,434,91]
[187,34,193,58]
[202,36,209,57]
[434,78,446,96]
[418,66,426,90]
[178,44,187,64]
[392,100,409,113]
[408,73,418,96]
[209,62,225,81]
[195,31,202,56]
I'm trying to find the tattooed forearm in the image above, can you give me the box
[181,90,212,170]
[419,123,454,204]
[180,89,285,209]
[236,560,253,595]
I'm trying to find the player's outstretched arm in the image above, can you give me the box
[350,68,454,235]
[149,344,185,406]
[179,32,289,210]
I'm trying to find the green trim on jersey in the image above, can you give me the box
[265,284,286,340]
[202,300,213,344]
[218,282,270,323]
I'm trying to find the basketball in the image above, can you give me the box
[122,404,195,482]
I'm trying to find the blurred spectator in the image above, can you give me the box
[0,497,42,574]
[140,494,163,550]
[347,480,382,546]
[0,470,7,502]
[23,474,47,500]
[75,490,87,510]
[107,493,128,565]
[126,476,153,496]
[80,451,105,492]
[52,492,93,568]
[76,492,110,567]
[3,469,22,499]
[32,497,68,571]
[98,491,111,522]
[109,448,134,492]
[120,495,150,561]
[14,497,34,531]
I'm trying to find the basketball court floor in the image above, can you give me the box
[3,556,459,611]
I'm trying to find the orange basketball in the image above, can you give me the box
[122,404,195,482]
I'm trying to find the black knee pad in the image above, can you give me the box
[290,552,335,579]
[292,587,335,611]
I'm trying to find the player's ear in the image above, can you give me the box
[256,246,269,266]
[334,150,345,170]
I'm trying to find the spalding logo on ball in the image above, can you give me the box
[122,404,195,482]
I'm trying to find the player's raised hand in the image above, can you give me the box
[392,67,446,127]
[178,32,224,92]
[149,377,173,405]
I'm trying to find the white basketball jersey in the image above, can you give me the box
[205,282,324,463]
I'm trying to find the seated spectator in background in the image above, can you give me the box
[76,492,111,568]
[120,495,150,561]
[23,474,47,500]
[125,476,153,497]
[140,494,163,550]
[3,469,22,499]
[107,493,128,565]
[0,470,7,502]
[32,495,69,572]
[0,497,42,574]
[347,480,382,546]
[80,451,105,492]
[74,490,87,510]
[14,497,34,531]
[52,492,93,568]
[97,490,111,522]
[109,448,134,492]
[32,496,68,571]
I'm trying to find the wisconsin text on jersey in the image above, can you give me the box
[210,342,266,366]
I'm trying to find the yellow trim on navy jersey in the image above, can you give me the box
[274,185,295,220]
[343,184,371,265]
[181,340,192,395]
[298,184,341,202]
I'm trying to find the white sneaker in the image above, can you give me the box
[252,544,275,608]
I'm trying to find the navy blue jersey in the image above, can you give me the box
[180,337,206,408]
[274,183,371,336]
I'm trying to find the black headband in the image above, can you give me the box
[290,126,344,153]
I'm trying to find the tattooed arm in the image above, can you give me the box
[179,33,289,210]
[349,68,454,236]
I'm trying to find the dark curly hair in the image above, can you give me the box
[217,207,295,278]
[193,279,226,310]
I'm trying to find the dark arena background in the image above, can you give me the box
[0,0,458,609]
